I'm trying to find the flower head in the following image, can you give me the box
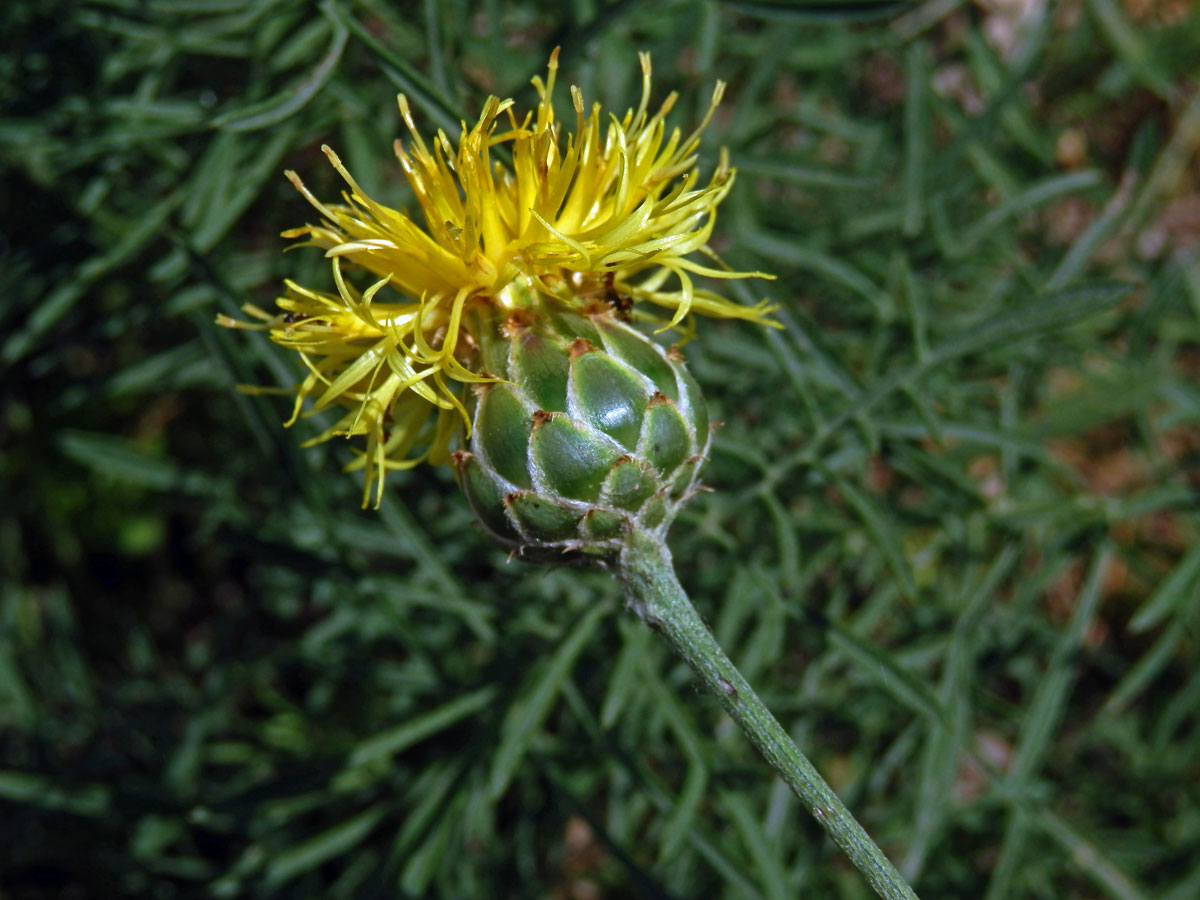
[221,50,775,506]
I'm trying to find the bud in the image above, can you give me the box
[454,297,710,563]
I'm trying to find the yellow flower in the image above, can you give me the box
[220,49,775,507]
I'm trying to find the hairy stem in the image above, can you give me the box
[618,532,919,900]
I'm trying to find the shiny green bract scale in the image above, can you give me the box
[454,305,711,563]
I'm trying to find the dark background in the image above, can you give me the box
[2,0,1198,897]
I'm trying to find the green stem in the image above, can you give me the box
[618,532,920,900]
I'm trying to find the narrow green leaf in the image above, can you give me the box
[399,792,462,895]
[321,0,462,137]
[105,341,210,397]
[347,686,497,768]
[487,603,609,800]
[721,791,791,900]
[824,617,947,725]
[59,430,225,496]
[834,475,918,601]
[600,621,652,729]
[984,547,1112,900]
[948,170,1103,258]
[0,771,111,817]
[737,157,880,191]
[748,231,891,318]
[1103,618,1187,715]
[726,0,912,23]
[2,190,184,365]
[212,15,347,131]
[264,804,388,888]
[639,656,708,862]
[903,42,929,236]
[1085,0,1174,98]
[1034,810,1152,900]
[1128,541,1200,633]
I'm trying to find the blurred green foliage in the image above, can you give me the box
[2,0,1199,897]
